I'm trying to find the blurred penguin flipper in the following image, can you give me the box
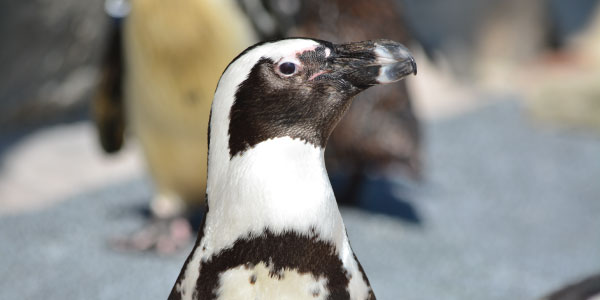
[541,274,600,300]
[93,19,125,154]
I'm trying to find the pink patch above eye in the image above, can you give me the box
[293,45,319,56]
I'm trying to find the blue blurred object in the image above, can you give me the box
[547,0,599,48]
[400,0,600,57]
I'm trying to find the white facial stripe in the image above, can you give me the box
[259,39,320,62]
[207,39,322,192]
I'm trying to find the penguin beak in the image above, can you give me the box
[328,39,417,89]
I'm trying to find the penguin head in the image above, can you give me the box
[210,38,416,159]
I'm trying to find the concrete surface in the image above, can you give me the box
[0,122,143,215]
[1,99,599,299]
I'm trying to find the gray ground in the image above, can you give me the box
[1,99,600,300]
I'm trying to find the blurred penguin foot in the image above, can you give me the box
[331,171,422,224]
[109,216,193,254]
[109,192,204,254]
[358,175,421,224]
[334,171,365,205]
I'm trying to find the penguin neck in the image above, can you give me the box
[203,136,347,256]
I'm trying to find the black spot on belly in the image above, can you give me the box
[249,274,257,285]
[193,229,366,299]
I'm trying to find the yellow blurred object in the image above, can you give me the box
[94,0,256,219]
[126,0,256,217]
[524,6,600,132]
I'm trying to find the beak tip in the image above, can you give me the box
[372,40,417,83]
[411,57,418,76]
[375,49,417,84]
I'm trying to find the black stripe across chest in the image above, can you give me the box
[195,229,352,299]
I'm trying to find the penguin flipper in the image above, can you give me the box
[541,274,600,300]
[93,20,125,154]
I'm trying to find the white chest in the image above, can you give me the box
[204,137,345,257]
[216,262,330,300]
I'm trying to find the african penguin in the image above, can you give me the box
[168,38,417,299]
[93,0,256,252]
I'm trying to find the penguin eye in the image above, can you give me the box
[278,62,297,75]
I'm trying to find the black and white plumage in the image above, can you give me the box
[168,38,416,300]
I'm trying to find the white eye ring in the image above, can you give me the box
[275,56,302,77]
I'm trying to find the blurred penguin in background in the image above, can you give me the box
[239,0,422,215]
[93,0,256,253]
[524,2,600,132]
